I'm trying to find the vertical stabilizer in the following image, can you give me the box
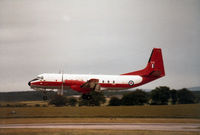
[122,48,165,78]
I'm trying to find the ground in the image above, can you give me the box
[0,102,200,135]
[0,129,200,135]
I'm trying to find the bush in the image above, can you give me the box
[49,95,68,107]
[177,88,195,104]
[67,97,78,106]
[42,104,48,107]
[79,91,106,106]
[121,89,148,105]
[170,89,177,104]
[13,104,27,107]
[6,104,11,107]
[35,104,40,107]
[108,97,121,106]
[150,86,170,105]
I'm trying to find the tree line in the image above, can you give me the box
[49,86,198,106]
[109,86,196,106]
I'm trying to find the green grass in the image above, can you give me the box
[0,129,200,135]
[0,104,200,118]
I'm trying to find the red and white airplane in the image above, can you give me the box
[28,48,165,99]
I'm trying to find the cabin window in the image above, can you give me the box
[107,80,110,83]
[102,80,104,83]
[113,80,115,84]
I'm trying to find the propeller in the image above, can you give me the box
[61,72,64,95]
[57,70,64,96]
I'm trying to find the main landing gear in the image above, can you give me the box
[42,95,48,100]
[82,94,92,100]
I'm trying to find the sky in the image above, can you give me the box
[0,0,200,92]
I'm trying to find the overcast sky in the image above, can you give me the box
[0,0,200,92]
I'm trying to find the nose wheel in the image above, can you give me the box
[36,89,50,101]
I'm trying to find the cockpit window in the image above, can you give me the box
[37,76,43,80]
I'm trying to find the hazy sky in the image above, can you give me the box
[0,0,200,92]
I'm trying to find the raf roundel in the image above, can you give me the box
[128,80,134,86]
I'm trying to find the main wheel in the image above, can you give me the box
[43,95,48,100]
[82,94,92,100]
[87,95,92,100]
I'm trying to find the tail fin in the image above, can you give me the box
[121,48,165,78]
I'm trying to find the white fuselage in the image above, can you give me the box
[31,73,143,91]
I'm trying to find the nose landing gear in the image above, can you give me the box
[34,88,50,101]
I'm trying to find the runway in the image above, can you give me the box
[0,123,200,131]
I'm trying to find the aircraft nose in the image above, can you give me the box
[28,78,38,87]
[28,81,31,86]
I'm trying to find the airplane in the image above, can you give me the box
[28,48,165,100]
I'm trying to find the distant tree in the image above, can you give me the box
[35,104,40,107]
[121,89,148,105]
[192,91,200,103]
[150,86,170,105]
[79,91,106,106]
[67,97,78,106]
[170,89,177,104]
[42,104,48,107]
[177,88,195,104]
[49,95,68,107]
[194,96,200,103]
[6,104,11,107]
[108,97,121,106]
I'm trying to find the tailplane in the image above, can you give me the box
[121,48,165,78]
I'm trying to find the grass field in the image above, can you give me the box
[0,129,200,135]
[0,104,200,118]
[1,118,200,124]
[0,101,48,106]
[1,103,199,135]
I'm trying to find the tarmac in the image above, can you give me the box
[0,123,200,132]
